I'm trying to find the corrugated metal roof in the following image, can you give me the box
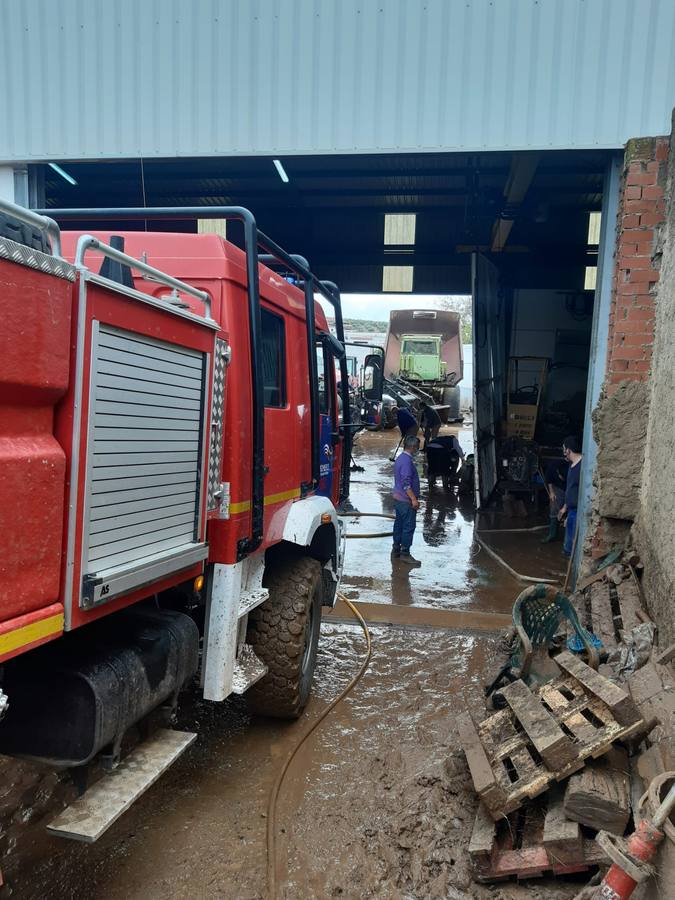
[2,0,674,162]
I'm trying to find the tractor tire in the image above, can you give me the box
[246,556,322,719]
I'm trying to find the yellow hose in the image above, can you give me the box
[266,593,372,899]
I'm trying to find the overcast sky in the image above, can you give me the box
[318,293,470,322]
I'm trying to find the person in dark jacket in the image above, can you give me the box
[558,435,582,557]
[541,458,569,543]
[419,401,441,445]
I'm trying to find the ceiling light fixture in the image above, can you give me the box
[272,159,289,183]
[48,162,77,186]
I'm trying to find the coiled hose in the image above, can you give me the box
[266,593,372,899]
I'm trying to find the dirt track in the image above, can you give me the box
[8,428,578,899]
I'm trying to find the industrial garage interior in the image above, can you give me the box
[42,148,610,509]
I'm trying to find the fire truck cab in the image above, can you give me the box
[0,200,383,841]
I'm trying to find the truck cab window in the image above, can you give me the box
[261,308,286,407]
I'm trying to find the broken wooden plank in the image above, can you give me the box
[543,788,582,865]
[636,743,675,786]
[577,570,608,593]
[471,795,609,883]
[626,660,675,745]
[563,747,630,835]
[555,651,641,726]
[501,679,577,769]
[456,712,507,812]
[468,802,496,859]
[589,580,617,650]
[615,576,646,635]
[463,668,645,821]
[655,642,675,666]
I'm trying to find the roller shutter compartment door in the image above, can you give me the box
[81,323,207,603]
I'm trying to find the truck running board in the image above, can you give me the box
[231,644,268,694]
[47,729,197,843]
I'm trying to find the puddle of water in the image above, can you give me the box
[345,428,562,616]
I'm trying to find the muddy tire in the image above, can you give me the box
[245,556,322,719]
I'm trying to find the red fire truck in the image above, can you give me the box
[0,199,382,841]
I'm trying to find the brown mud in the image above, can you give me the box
[7,426,579,899]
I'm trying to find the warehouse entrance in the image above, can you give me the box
[40,147,615,531]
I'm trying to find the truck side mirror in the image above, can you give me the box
[363,354,383,401]
[322,333,346,360]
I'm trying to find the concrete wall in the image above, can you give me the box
[633,117,675,641]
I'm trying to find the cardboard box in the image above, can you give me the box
[506,403,538,439]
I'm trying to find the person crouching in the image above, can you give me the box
[392,435,422,566]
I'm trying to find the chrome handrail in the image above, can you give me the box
[75,234,212,319]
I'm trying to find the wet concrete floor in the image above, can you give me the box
[12,425,574,900]
[339,427,567,617]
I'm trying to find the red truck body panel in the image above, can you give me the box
[60,232,334,564]
[0,258,71,659]
[0,228,338,660]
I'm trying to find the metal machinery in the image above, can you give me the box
[384,309,464,422]
[0,199,382,840]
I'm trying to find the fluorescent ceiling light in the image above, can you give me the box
[384,213,416,245]
[273,159,289,183]
[584,266,597,290]
[382,265,414,293]
[587,211,601,245]
[48,162,77,186]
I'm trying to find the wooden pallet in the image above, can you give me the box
[458,652,644,820]
[469,791,609,882]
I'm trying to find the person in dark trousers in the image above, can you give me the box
[394,405,418,439]
[558,435,583,557]
[425,434,465,489]
[392,434,421,566]
[419,401,441,445]
[541,457,569,543]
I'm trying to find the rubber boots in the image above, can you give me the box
[541,516,559,543]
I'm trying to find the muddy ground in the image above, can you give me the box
[5,427,581,899]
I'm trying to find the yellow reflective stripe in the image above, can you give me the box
[0,612,64,656]
[228,487,302,516]
[264,488,301,506]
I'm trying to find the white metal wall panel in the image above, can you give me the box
[1,0,675,162]
[84,325,205,576]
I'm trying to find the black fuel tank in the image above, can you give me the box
[0,606,199,766]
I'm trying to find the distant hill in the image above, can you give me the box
[331,312,473,342]
[343,318,387,333]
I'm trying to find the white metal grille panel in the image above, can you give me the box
[84,325,205,576]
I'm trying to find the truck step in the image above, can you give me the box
[47,729,197,843]
[238,586,269,618]
[231,644,268,694]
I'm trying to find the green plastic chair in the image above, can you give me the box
[511,584,600,683]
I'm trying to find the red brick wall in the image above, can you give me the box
[605,137,670,395]
[583,136,670,568]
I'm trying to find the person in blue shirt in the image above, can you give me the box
[558,435,583,558]
[392,434,421,566]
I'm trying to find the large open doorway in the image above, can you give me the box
[41,147,612,563]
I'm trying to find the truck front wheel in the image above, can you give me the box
[246,556,322,719]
